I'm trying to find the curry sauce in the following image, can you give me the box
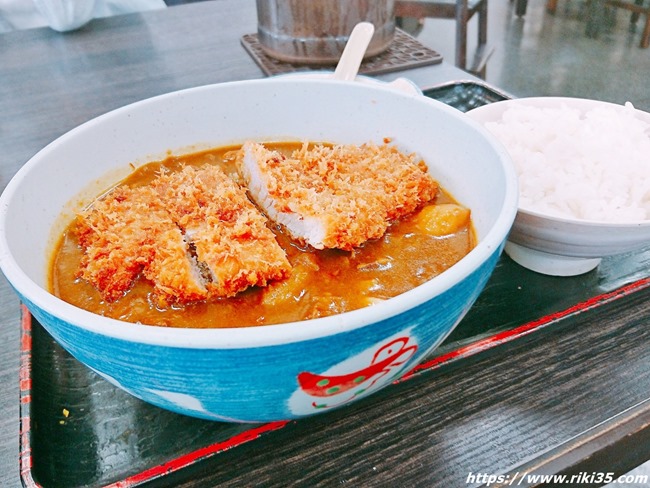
[49,142,475,328]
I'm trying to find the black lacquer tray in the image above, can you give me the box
[19,81,650,487]
[421,80,513,112]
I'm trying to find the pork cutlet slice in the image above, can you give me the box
[150,165,291,299]
[76,185,208,303]
[76,165,290,304]
[237,141,439,251]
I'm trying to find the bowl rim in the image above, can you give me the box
[516,207,650,227]
[466,95,650,227]
[0,78,519,349]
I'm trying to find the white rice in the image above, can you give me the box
[484,101,650,222]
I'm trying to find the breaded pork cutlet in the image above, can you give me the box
[150,165,291,300]
[76,185,208,304]
[237,141,439,251]
[76,165,291,305]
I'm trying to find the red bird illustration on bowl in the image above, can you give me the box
[290,332,419,413]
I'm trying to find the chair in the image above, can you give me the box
[546,0,650,48]
[602,0,650,47]
[515,0,529,16]
[395,0,493,78]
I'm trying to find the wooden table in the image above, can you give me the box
[1,1,650,486]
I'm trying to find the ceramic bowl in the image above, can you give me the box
[467,97,650,277]
[0,79,517,422]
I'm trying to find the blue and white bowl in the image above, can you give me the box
[0,79,517,422]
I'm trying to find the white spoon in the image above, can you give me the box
[329,22,421,95]
[332,22,375,81]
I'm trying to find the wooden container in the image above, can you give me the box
[256,0,395,64]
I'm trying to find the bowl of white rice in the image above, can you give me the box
[467,97,650,276]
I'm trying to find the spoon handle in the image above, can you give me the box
[333,22,375,81]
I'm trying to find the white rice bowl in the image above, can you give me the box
[467,97,650,276]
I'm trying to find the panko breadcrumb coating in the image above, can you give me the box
[237,141,439,251]
[76,165,291,304]
[150,165,291,300]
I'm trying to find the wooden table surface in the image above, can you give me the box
[1,1,650,487]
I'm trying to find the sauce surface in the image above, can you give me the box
[50,143,475,328]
